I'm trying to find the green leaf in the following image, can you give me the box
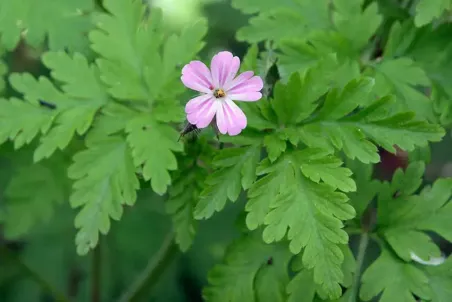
[126,115,183,195]
[414,0,452,27]
[346,158,380,218]
[379,174,452,262]
[287,245,356,301]
[1,156,69,238]
[263,133,287,162]
[0,0,94,52]
[90,0,206,102]
[423,256,452,301]
[360,248,432,302]
[295,148,356,192]
[333,0,382,51]
[68,135,139,255]
[194,145,260,219]
[371,58,433,120]
[0,98,55,149]
[277,40,360,84]
[203,231,291,302]
[232,0,330,43]
[33,51,108,161]
[166,143,211,252]
[247,152,355,298]
[298,78,444,163]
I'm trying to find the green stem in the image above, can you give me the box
[0,245,70,302]
[348,233,369,302]
[117,233,179,302]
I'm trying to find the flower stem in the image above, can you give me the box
[0,244,70,302]
[117,232,178,302]
[348,232,369,302]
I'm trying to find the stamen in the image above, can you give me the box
[213,88,226,98]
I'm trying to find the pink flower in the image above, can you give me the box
[181,51,264,136]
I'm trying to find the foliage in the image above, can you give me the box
[1,0,452,301]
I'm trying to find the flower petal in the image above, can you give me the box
[228,91,263,102]
[181,61,213,93]
[227,76,264,102]
[223,71,254,91]
[216,99,247,136]
[187,97,218,128]
[210,51,240,88]
[185,94,214,114]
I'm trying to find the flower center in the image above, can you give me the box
[213,88,226,98]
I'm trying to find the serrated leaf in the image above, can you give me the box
[1,157,68,238]
[203,231,291,302]
[0,98,55,148]
[233,0,330,43]
[371,58,433,120]
[346,158,380,218]
[423,256,452,301]
[288,244,356,301]
[166,144,210,252]
[90,0,206,102]
[298,78,444,163]
[294,148,356,192]
[332,0,382,52]
[0,0,94,52]
[68,136,139,255]
[263,133,286,162]
[194,145,260,219]
[166,173,201,252]
[33,51,108,161]
[247,152,355,298]
[415,0,452,27]
[379,173,452,262]
[360,248,432,302]
[126,115,183,195]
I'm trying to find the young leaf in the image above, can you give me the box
[0,0,94,52]
[360,248,432,302]
[204,231,291,302]
[194,145,260,219]
[68,135,139,255]
[247,152,355,298]
[125,115,183,195]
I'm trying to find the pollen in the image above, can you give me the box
[213,88,226,98]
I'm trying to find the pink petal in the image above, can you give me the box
[216,99,247,136]
[227,76,264,102]
[185,94,214,114]
[210,51,240,88]
[181,61,214,93]
[187,97,218,128]
[228,91,263,102]
[223,71,254,91]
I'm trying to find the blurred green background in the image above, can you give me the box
[1,0,452,301]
